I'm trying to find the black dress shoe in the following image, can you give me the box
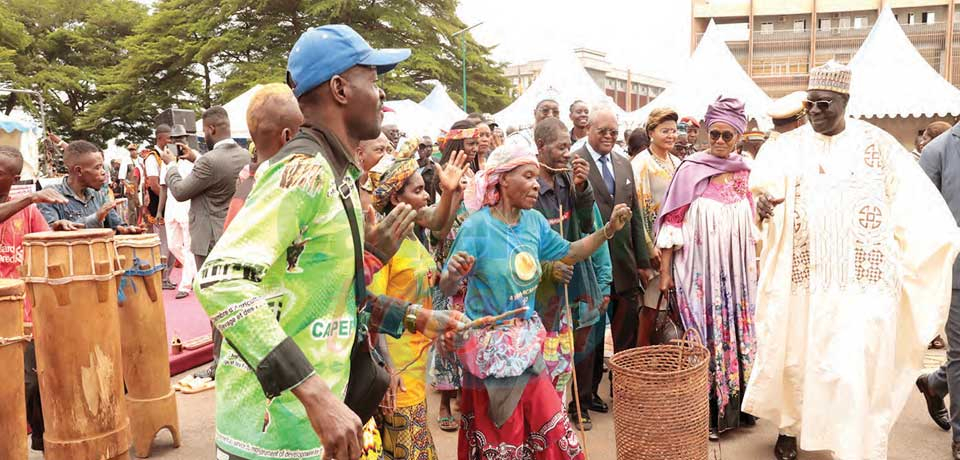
[590,393,609,413]
[916,374,950,431]
[774,435,797,460]
[31,435,43,451]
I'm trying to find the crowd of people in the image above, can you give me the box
[7,21,960,460]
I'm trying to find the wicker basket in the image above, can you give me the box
[608,330,710,460]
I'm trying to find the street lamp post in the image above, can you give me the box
[452,22,483,113]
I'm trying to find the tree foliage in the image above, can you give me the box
[81,0,511,145]
[0,0,147,145]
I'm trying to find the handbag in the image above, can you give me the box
[650,290,682,345]
[302,128,390,423]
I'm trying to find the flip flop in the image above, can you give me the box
[437,415,458,432]
[173,375,215,394]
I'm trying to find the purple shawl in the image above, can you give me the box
[653,151,751,234]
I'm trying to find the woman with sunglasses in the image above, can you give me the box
[631,107,681,263]
[655,97,758,441]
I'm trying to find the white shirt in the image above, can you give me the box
[161,160,193,223]
[213,138,238,150]
[145,147,162,178]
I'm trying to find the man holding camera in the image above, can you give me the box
[160,124,196,299]
[160,106,248,379]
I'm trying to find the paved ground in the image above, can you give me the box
[27,349,955,459]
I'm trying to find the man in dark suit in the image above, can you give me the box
[574,107,653,412]
[161,105,249,380]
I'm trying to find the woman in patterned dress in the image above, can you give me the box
[655,98,758,440]
[430,119,480,431]
[631,107,681,261]
[440,144,632,460]
[368,151,468,459]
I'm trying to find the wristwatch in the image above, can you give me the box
[403,304,423,333]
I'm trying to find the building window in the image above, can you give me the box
[839,17,851,29]
[793,19,806,32]
[760,22,774,34]
[818,18,831,31]
[854,17,867,29]
[907,13,916,25]
[922,12,935,24]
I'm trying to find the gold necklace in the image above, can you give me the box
[650,149,677,174]
[491,206,520,226]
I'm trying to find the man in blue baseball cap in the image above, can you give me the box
[195,24,468,460]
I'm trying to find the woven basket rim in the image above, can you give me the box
[608,344,709,378]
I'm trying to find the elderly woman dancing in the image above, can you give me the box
[440,143,632,459]
[656,97,758,440]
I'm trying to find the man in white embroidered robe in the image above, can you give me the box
[745,61,960,460]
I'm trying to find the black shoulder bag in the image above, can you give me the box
[302,129,390,423]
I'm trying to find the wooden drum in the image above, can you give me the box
[115,233,180,458]
[22,229,130,460]
[0,279,27,460]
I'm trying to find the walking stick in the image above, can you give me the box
[559,204,590,459]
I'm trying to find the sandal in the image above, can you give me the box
[438,415,459,432]
[931,335,947,350]
[570,413,592,431]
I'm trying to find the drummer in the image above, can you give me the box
[37,140,144,234]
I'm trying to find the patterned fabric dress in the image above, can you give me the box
[631,148,680,253]
[369,237,439,460]
[448,208,583,460]
[429,203,468,391]
[657,169,758,434]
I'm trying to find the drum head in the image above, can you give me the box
[114,233,160,248]
[23,229,114,242]
[0,278,24,297]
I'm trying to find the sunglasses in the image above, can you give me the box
[709,130,736,142]
[803,99,833,111]
[596,128,619,137]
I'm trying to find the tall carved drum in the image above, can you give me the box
[23,229,130,460]
[0,279,27,460]
[115,233,181,457]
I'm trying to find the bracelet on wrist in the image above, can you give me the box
[602,224,614,240]
[403,304,422,333]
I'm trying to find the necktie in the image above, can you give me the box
[599,155,615,197]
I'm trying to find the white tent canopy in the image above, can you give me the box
[383,99,448,139]
[419,82,467,128]
[848,7,960,118]
[494,51,625,131]
[196,84,263,139]
[628,20,773,130]
[0,112,40,179]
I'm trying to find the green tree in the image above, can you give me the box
[88,0,510,137]
[0,0,147,145]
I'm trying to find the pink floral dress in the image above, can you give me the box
[657,169,758,434]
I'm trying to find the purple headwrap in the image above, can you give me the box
[653,151,751,235]
[704,97,747,135]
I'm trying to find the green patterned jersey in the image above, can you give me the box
[196,129,366,460]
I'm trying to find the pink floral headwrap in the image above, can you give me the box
[463,143,539,212]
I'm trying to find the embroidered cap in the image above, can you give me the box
[808,60,851,95]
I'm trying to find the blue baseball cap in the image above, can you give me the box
[287,24,411,98]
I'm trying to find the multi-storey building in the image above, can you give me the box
[503,48,670,111]
[692,0,960,97]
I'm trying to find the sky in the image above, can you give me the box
[456,0,693,81]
